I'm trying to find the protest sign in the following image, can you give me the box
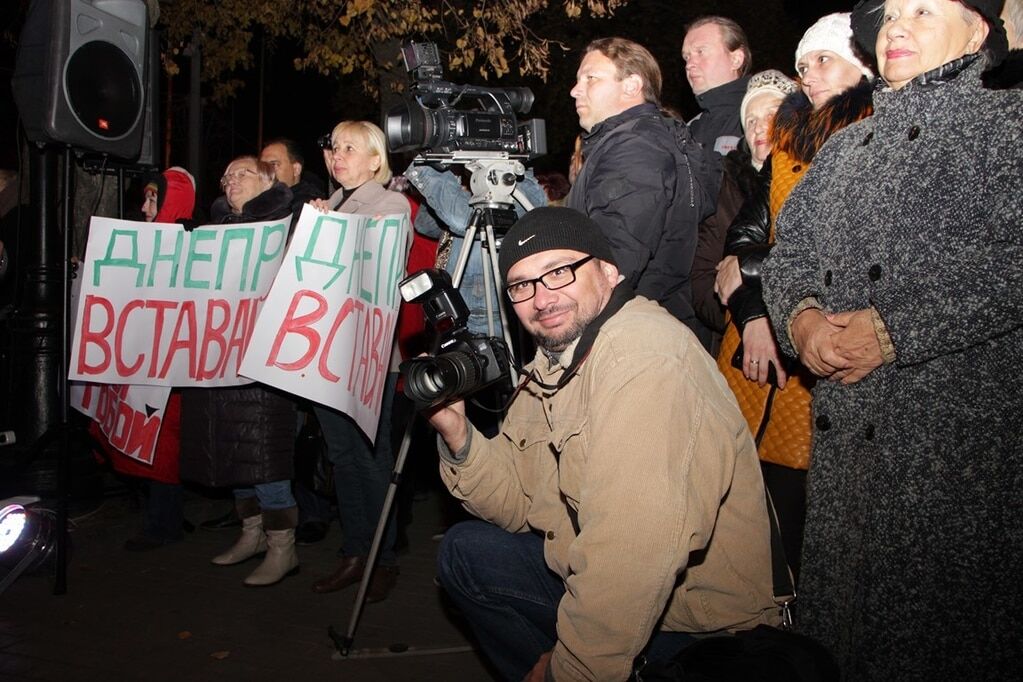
[70,254,173,467]
[69,216,289,387]
[73,382,173,466]
[240,204,409,441]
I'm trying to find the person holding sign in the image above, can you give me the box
[179,156,300,587]
[307,121,411,603]
[91,166,196,551]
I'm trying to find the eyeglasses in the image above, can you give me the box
[219,168,258,188]
[505,255,594,303]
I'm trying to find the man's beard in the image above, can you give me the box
[531,303,594,353]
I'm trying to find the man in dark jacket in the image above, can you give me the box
[682,16,752,156]
[260,138,326,212]
[259,138,333,544]
[566,37,714,337]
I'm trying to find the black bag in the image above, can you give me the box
[294,409,332,498]
[633,625,838,682]
[631,479,838,682]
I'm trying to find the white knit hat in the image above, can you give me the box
[739,70,799,131]
[795,12,874,79]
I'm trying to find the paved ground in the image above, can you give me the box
[0,484,499,681]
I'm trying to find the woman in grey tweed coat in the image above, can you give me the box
[760,0,1021,679]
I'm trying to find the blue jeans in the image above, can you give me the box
[407,165,548,337]
[313,372,399,565]
[234,479,295,511]
[437,520,694,681]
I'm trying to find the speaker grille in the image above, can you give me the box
[65,41,142,140]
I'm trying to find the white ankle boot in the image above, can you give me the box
[243,528,299,587]
[211,515,266,566]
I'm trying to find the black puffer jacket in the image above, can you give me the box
[722,157,772,328]
[179,183,296,487]
[691,140,762,347]
[566,103,715,333]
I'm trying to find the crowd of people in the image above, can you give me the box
[69,1,1021,680]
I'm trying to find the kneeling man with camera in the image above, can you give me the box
[427,207,780,681]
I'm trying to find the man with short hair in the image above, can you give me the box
[566,37,713,337]
[260,137,328,544]
[682,16,752,156]
[260,138,326,211]
[431,207,779,682]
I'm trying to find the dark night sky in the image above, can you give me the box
[243,0,852,186]
[1,0,854,198]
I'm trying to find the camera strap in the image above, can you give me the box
[518,283,636,392]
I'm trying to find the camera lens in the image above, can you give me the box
[402,351,482,406]
[384,102,429,153]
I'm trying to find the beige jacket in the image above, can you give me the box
[440,295,779,681]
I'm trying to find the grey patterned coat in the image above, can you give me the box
[761,58,1023,681]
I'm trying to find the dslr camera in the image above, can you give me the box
[384,41,546,160]
[398,268,510,408]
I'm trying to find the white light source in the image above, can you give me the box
[0,505,28,553]
[399,269,438,302]
[0,502,59,595]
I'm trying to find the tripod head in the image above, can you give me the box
[413,151,533,219]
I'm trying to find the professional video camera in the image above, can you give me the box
[384,41,546,160]
[398,268,510,408]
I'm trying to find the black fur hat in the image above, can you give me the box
[851,0,1008,67]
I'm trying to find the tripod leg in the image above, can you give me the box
[0,547,42,596]
[449,220,479,291]
[479,236,497,339]
[483,223,519,384]
[335,406,416,656]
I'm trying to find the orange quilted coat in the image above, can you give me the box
[715,83,873,470]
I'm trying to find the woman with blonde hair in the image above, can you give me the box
[309,120,412,603]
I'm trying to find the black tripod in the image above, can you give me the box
[330,154,535,657]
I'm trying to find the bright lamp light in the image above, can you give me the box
[0,505,28,553]
[0,503,59,595]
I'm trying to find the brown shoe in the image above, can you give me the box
[311,555,366,594]
[365,565,399,603]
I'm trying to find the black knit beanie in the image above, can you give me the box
[498,207,617,282]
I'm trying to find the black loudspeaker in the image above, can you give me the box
[11,0,149,160]
[135,27,161,169]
